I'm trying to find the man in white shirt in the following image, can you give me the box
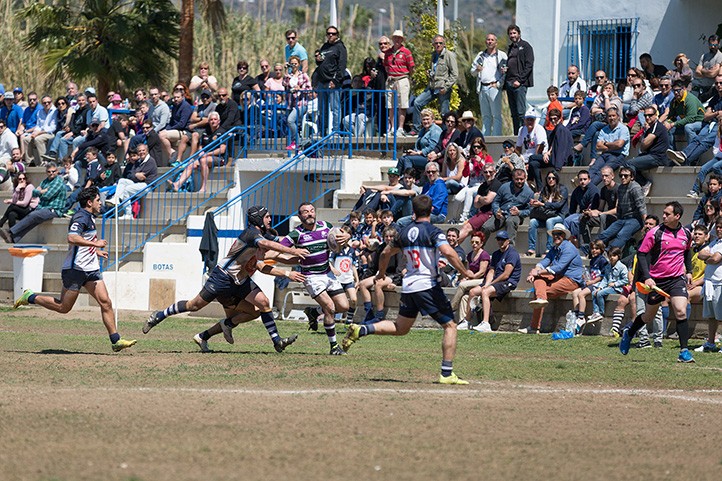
[22,95,57,166]
[471,33,507,136]
[558,64,587,112]
[0,119,19,161]
[515,109,547,165]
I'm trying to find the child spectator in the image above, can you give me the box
[494,140,524,184]
[588,247,629,324]
[697,218,722,352]
[571,240,609,325]
[544,86,563,131]
[329,225,359,324]
[60,156,79,192]
[566,90,591,137]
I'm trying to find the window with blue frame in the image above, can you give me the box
[566,18,639,84]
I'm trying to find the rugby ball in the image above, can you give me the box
[366,238,380,252]
[327,227,345,253]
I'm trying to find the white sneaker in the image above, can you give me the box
[193,333,210,352]
[586,312,604,324]
[456,320,469,330]
[529,298,549,307]
[396,128,406,137]
[518,327,540,334]
[472,321,492,333]
[219,320,235,344]
[642,182,652,197]
[458,213,469,224]
[687,190,700,199]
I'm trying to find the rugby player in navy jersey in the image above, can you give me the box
[13,186,137,352]
[143,206,310,353]
[342,195,475,384]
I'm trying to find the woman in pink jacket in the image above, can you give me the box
[0,173,38,228]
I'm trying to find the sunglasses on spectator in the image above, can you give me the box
[238,66,248,70]
[627,72,637,77]
[633,83,644,88]
[433,41,445,45]
[379,41,389,45]
[47,169,57,174]
[673,88,683,93]
[219,93,228,97]
[620,173,631,178]
[472,145,483,149]
[326,31,338,36]
[286,36,296,40]
[595,76,605,79]
[715,82,722,85]
[425,169,438,174]
[484,170,495,174]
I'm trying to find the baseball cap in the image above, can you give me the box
[495,230,510,240]
[85,87,96,95]
[201,89,212,98]
[90,115,101,125]
[13,87,22,93]
[387,167,400,176]
[3,92,13,100]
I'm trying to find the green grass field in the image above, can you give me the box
[2,306,722,481]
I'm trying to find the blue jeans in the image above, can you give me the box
[564,213,582,238]
[397,154,429,173]
[391,196,413,219]
[318,84,341,134]
[626,154,668,187]
[506,84,527,135]
[669,121,703,150]
[48,131,73,159]
[528,215,563,252]
[445,179,464,195]
[397,212,446,228]
[413,88,452,131]
[598,217,642,249]
[693,152,722,193]
[580,121,606,160]
[589,151,626,185]
[287,104,308,146]
[683,122,718,165]
[592,286,617,314]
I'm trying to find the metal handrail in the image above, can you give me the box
[100,125,245,269]
[212,131,349,232]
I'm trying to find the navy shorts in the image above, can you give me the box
[647,275,688,305]
[62,268,102,291]
[398,284,454,324]
[492,281,517,300]
[200,266,258,308]
[341,282,355,291]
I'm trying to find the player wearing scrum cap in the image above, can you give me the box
[143,205,309,353]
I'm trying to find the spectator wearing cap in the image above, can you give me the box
[108,93,123,110]
[22,95,57,166]
[412,35,458,133]
[457,111,483,153]
[0,92,23,133]
[461,230,522,332]
[189,62,219,100]
[522,223,584,334]
[13,87,28,110]
[182,89,217,156]
[494,139,524,184]
[384,30,414,137]
[353,167,406,214]
[471,33,507,137]
[107,143,158,217]
[482,168,533,245]
[515,109,547,173]
[71,115,110,168]
[285,29,309,73]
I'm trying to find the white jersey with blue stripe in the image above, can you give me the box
[63,209,100,272]
[396,221,448,293]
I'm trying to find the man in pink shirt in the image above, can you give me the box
[620,201,695,362]
[384,30,414,136]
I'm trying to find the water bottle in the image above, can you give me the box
[564,310,576,335]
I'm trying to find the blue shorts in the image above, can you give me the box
[200,266,257,308]
[398,284,454,324]
[341,282,355,291]
[62,268,102,291]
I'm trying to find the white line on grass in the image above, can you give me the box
[16,384,722,405]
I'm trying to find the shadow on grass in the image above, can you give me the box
[31,349,114,356]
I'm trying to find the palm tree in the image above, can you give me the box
[179,0,226,85]
[19,0,179,100]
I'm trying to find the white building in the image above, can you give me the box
[516,0,721,103]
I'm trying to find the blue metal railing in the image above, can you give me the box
[100,125,245,269]
[237,88,397,159]
[565,17,639,84]
[212,131,349,233]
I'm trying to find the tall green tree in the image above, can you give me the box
[19,0,179,100]
[179,0,226,85]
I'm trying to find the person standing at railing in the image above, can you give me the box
[283,56,312,151]
[412,35,458,135]
[189,61,219,101]
[106,143,157,218]
[284,29,309,74]
[314,26,347,135]
[384,30,414,137]
[471,33,507,137]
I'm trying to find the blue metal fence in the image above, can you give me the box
[100,125,245,270]
[212,131,349,233]
[565,18,639,84]
[238,88,397,159]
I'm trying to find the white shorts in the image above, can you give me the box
[386,77,410,109]
[702,280,722,320]
[304,272,343,299]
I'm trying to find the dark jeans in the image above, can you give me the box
[390,196,413,220]
[506,84,527,135]
[579,213,615,251]
[413,88,452,131]
[9,208,60,242]
[482,214,521,245]
[589,151,626,185]
[598,217,642,249]
[527,154,556,191]
[0,204,32,228]
[626,154,668,186]
[580,121,606,159]
[683,123,718,165]
[397,154,429,173]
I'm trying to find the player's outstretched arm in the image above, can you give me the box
[257,238,309,259]
[439,243,474,279]
[257,260,306,282]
